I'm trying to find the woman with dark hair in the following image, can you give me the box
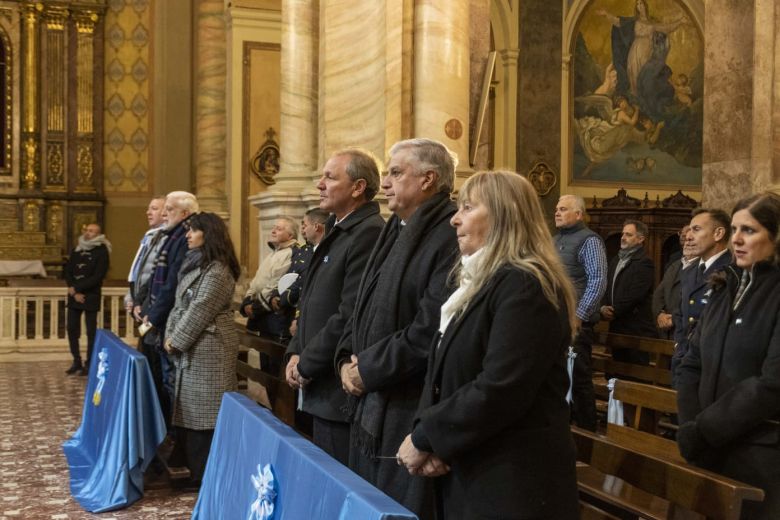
[397,171,579,519]
[677,192,780,519]
[163,212,241,487]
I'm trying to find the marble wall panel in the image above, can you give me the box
[517,1,563,218]
[318,1,388,163]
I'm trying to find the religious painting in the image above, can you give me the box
[571,0,702,188]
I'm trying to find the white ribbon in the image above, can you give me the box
[565,346,577,404]
[607,378,624,425]
[248,463,276,520]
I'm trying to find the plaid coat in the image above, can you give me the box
[166,261,238,430]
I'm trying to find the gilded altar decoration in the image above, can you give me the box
[22,200,38,231]
[22,3,40,134]
[76,143,93,188]
[47,202,62,242]
[46,143,64,185]
[0,25,11,176]
[250,127,280,185]
[44,8,67,134]
[22,136,37,189]
[527,162,557,197]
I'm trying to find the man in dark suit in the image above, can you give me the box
[601,219,656,362]
[652,224,697,339]
[672,208,732,386]
[284,149,384,464]
[335,138,459,517]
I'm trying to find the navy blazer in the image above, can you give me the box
[673,250,732,350]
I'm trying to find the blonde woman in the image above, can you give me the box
[398,171,579,519]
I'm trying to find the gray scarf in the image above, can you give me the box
[76,234,112,254]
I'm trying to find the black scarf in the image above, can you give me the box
[347,191,456,457]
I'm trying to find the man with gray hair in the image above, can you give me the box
[600,219,656,358]
[140,190,199,427]
[285,148,385,464]
[335,138,459,516]
[554,194,607,431]
[241,216,299,339]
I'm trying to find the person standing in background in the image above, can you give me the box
[64,223,111,376]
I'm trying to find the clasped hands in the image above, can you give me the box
[68,287,86,304]
[600,305,615,321]
[339,355,365,396]
[285,355,310,389]
[396,434,450,477]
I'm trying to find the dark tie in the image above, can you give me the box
[733,270,751,310]
[695,262,706,285]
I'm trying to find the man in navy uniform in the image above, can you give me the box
[672,208,732,386]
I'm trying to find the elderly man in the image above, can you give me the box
[274,208,329,323]
[672,208,732,386]
[652,225,697,340]
[139,191,199,425]
[240,216,299,339]
[284,149,385,464]
[125,196,166,314]
[335,138,459,516]
[64,223,111,376]
[553,194,607,431]
[600,220,656,362]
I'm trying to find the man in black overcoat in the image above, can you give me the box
[600,220,656,362]
[335,138,459,518]
[64,223,111,375]
[284,149,384,465]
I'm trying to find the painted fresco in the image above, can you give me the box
[572,0,702,187]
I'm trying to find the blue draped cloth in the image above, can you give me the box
[62,330,166,513]
[193,392,418,520]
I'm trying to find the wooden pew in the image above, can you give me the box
[234,323,297,427]
[607,379,682,463]
[592,332,675,406]
[573,427,764,520]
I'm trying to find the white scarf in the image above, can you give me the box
[439,248,484,335]
[76,233,112,254]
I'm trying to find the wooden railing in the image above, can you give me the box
[0,286,137,354]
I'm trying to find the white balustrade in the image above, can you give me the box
[0,286,138,356]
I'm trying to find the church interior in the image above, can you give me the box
[1,0,779,517]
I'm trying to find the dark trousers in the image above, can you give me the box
[312,416,350,466]
[67,307,97,365]
[169,427,215,483]
[570,322,597,431]
[141,334,173,429]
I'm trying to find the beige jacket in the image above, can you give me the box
[245,239,297,311]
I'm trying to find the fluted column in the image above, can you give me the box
[278,0,318,186]
[194,0,228,214]
[413,0,470,175]
[21,3,40,191]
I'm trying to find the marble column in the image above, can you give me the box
[252,0,319,264]
[413,0,471,177]
[194,0,228,215]
[698,0,780,208]
[278,0,318,186]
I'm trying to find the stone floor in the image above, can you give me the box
[0,361,197,519]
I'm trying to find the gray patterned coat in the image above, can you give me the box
[166,261,238,430]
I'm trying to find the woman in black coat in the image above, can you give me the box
[677,192,780,519]
[397,171,579,519]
